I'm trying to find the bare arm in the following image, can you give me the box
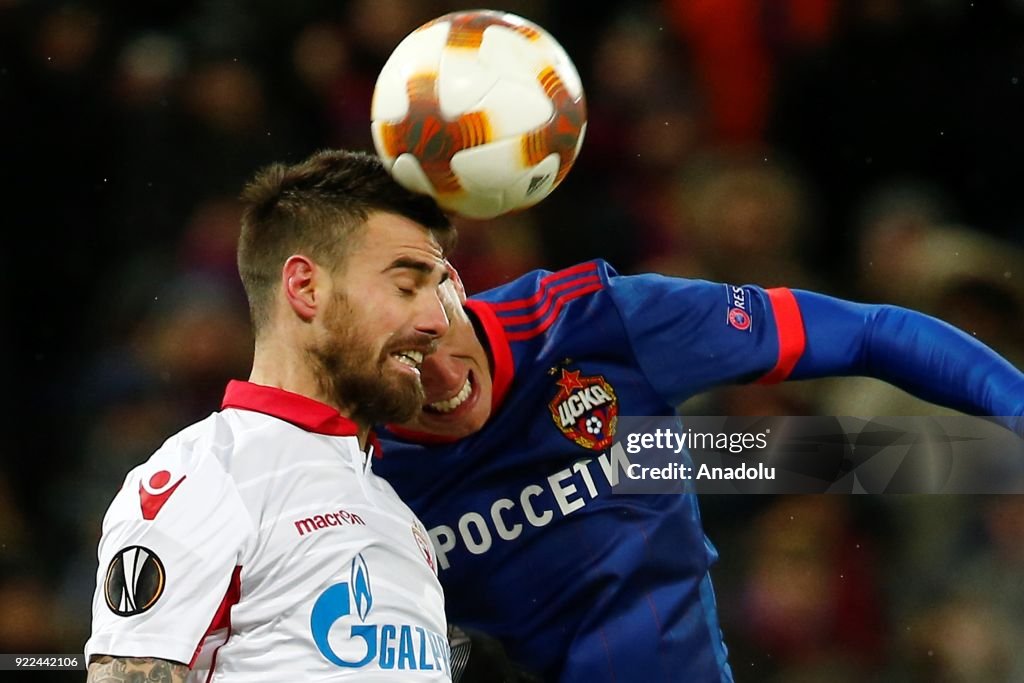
[86,656,189,683]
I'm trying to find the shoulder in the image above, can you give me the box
[103,411,251,530]
[471,261,614,338]
[144,411,237,479]
[475,260,716,308]
[474,260,613,305]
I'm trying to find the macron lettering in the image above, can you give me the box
[295,509,367,537]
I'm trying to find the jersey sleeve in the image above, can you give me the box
[604,267,805,405]
[790,289,1024,433]
[85,438,254,666]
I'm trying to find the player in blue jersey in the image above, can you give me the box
[374,260,1024,682]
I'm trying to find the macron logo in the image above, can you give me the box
[295,509,367,537]
[139,470,186,520]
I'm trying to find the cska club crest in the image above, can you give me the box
[549,368,618,450]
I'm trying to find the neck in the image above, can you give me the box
[249,337,371,447]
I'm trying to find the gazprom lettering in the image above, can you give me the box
[428,443,633,570]
[311,554,451,674]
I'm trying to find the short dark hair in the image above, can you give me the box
[238,149,454,335]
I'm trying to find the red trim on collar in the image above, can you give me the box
[465,299,514,414]
[221,380,359,436]
[367,431,384,458]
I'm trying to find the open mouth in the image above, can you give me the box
[391,349,424,375]
[424,375,473,414]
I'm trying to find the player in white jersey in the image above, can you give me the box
[86,149,457,682]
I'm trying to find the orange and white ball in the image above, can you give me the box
[371,10,586,219]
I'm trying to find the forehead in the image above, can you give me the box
[357,211,444,260]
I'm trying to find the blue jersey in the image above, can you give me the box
[375,261,806,682]
[376,260,1024,682]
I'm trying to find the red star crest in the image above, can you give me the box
[549,368,619,451]
[556,369,586,393]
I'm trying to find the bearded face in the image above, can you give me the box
[296,211,451,428]
[308,290,430,426]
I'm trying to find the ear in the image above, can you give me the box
[282,255,320,321]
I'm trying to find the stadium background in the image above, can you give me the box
[3,0,1024,680]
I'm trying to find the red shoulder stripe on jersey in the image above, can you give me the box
[757,288,806,384]
[505,283,604,341]
[190,565,242,672]
[498,274,602,326]
[489,261,598,312]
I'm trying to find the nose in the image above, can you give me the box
[419,344,465,399]
[414,288,451,339]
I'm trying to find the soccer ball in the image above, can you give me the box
[371,10,587,219]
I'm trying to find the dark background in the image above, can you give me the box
[3,0,1024,680]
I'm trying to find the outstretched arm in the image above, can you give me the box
[788,290,1024,434]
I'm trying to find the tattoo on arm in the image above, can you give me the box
[87,656,189,683]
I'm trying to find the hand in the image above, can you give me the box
[444,259,468,303]
[440,260,470,325]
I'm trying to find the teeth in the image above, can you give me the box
[394,350,424,369]
[428,377,472,413]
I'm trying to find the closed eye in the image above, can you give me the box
[384,257,449,286]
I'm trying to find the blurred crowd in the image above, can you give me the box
[3,0,1024,680]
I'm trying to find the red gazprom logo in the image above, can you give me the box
[295,509,367,537]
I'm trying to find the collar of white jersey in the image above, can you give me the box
[222,380,359,437]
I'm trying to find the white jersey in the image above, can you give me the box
[86,380,452,682]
